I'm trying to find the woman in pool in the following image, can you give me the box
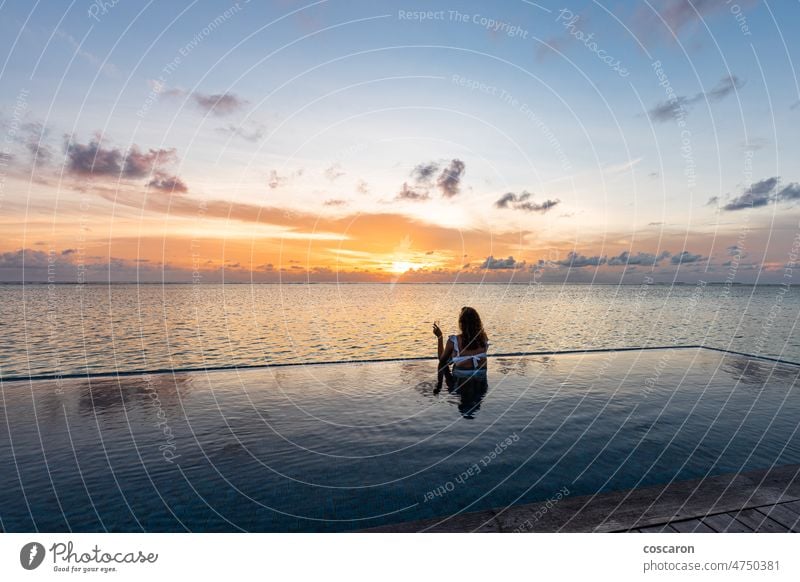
[432,306,489,417]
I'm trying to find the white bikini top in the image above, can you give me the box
[449,335,488,367]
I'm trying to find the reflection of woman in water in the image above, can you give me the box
[432,306,489,418]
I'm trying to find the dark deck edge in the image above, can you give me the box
[363,464,800,533]
[4,344,799,385]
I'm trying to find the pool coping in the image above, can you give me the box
[3,344,800,384]
[363,463,800,533]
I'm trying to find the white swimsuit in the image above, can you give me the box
[449,335,488,370]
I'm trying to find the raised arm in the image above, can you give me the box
[433,322,450,360]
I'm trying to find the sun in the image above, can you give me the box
[391,261,415,273]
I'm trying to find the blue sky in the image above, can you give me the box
[1,0,799,282]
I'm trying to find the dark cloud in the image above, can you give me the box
[648,96,692,123]
[147,172,188,193]
[396,182,430,201]
[494,191,560,213]
[411,162,439,183]
[723,177,779,210]
[480,255,523,270]
[0,249,51,268]
[671,250,705,264]
[777,183,800,201]
[706,196,719,206]
[192,92,247,116]
[647,75,743,123]
[555,251,606,267]
[437,159,465,197]
[706,75,743,102]
[66,139,177,178]
[607,250,670,266]
[494,192,516,209]
[726,245,747,259]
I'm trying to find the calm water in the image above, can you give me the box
[1,283,799,379]
[1,348,798,532]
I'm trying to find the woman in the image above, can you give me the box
[432,307,489,417]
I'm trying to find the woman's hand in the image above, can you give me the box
[432,321,442,338]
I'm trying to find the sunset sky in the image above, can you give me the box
[1,0,799,283]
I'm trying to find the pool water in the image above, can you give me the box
[1,347,799,532]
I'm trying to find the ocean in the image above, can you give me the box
[1,282,798,379]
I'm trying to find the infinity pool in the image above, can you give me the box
[2,347,799,532]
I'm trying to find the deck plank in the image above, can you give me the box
[701,513,752,533]
[638,523,675,533]
[734,509,789,533]
[756,504,800,531]
[366,464,800,533]
[779,500,800,514]
[670,519,716,533]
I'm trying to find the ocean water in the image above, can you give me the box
[1,283,798,379]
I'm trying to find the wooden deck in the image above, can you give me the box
[367,463,800,533]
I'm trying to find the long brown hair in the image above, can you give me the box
[458,306,488,350]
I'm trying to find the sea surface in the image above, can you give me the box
[1,283,798,379]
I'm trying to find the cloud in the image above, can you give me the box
[192,92,247,116]
[268,170,287,190]
[633,0,756,41]
[494,191,560,213]
[722,177,779,210]
[66,139,177,178]
[396,182,430,201]
[411,162,439,183]
[706,75,743,102]
[216,123,265,143]
[706,196,719,206]
[671,250,705,264]
[437,159,465,197]
[147,172,188,193]
[778,183,800,201]
[647,96,692,123]
[402,158,465,199]
[323,198,347,206]
[268,168,303,190]
[19,121,53,162]
[480,255,523,270]
[647,75,743,122]
[555,251,606,267]
[356,179,370,194]
[0,249,50,268]
[324,163,345,181]
[607,250,670,266]
[726,245,747,259]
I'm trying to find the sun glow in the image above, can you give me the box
[391,261,416,273]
